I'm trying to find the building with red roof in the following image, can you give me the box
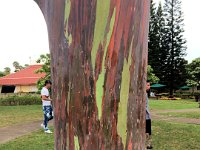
[0,65,45,93]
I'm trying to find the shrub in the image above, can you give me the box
[0,94,41,106]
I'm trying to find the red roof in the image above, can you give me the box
[0,65,46,86]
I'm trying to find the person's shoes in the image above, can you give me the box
[40,123,45,129]
[147,145,153,149]
[45,129,53,134]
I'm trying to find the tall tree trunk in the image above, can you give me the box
[170,0,174,96]
[35,0,150,149]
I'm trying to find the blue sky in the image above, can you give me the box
[0,0,199,71]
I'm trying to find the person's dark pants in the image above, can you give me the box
[146,119,152,135]
[146,119,152,148]
[43,105,53,130]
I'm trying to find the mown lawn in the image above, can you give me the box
[149,99,198,110]
[0,105,42,127]
[152,121,200,150]
[1,100,200,149]
[0,128,54,150]
[1,121,200,150]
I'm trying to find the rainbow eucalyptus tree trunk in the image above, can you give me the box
[35,0,150,149]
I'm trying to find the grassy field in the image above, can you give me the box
[152,121,200,150]
[0,105,42,127]
[160,111,200,119]
[149,99,198,110]
[1,100,195,127]
[0,100,199,149]
[1,121,200,150]
[0,128,54,150]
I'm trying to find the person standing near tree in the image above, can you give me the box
[146,81,153,149]
[40,80,53,133]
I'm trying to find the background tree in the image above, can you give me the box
[4,67,11,75]
[173,58,188,88]
[148,0,160,72]
[186,58,200,93]
[24,64,29,67]
[13,61,24,72]
[156,2,170,83]
[0,67,11,77]
[147,65,160,83]
[36,54,51,91]
[0,71,5,77]
[148,1,169,84]
[163,0,187,95]
[149,0,187,95]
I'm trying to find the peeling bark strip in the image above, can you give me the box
[35,0,150,149]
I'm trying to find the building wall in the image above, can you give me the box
[14,85,38,93]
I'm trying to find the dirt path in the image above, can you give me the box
[152,108,199,114]
[0,120,53,144]
[151,108,200,125]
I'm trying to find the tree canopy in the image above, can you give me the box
[147,65,160,83]
[149,0,187,95]
[36,54,51,91]
[186,58,200,88]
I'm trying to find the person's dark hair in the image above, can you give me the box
[147,80,151,83]
[45,80,52,86]
[146,80,151,97]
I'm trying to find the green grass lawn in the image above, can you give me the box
[0,105,42,127]
[150,99,198,110]
[1,100,200,149]
[159,111,200,119]
[1,121,200,150]
[152,121,200,150]
[0,129,54,150]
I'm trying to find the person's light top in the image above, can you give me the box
[41,87,51,106]
[146,94,151,120]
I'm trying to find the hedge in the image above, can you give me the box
[0,94,42,106]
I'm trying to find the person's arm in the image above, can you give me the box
[41,88,52,101]
[41,95,52,101]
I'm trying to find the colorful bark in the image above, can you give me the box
[35,0,150,149]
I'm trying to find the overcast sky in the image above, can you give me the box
[155,0,200,62]
[0,0,49,71]
[0,0,199,71]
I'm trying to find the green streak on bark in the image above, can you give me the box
[64,0,70,22]
[74,136,80,150]
[91,0,110,69]
[64,0,72,45]
[117,40,133,147]
[96,9,116,119]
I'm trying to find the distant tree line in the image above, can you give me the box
[0,61,29,77]
[35,54,51,91]
[148,0,187,95]
[186,58,200,93]
[0,67,11,77]
[12,61,29,72]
